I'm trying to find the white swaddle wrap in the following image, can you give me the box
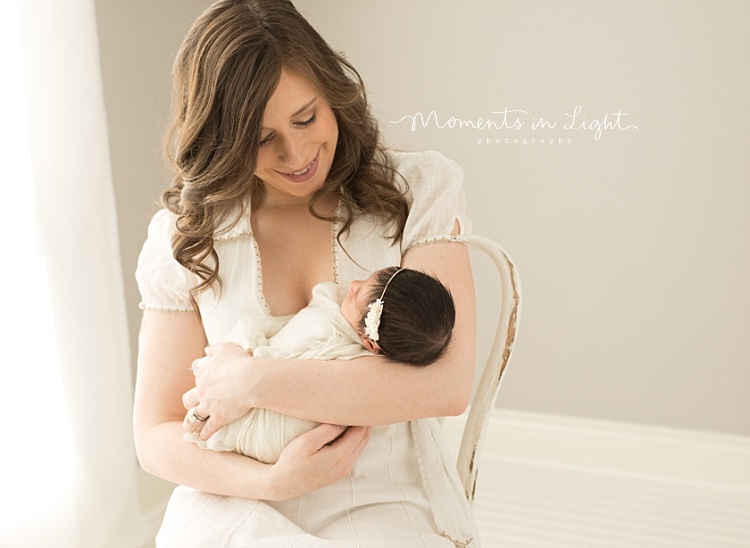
[185,282,370,463]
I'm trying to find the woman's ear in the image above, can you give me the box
[361,335,381,354]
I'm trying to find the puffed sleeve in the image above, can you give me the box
[135,209,198,312]
[395,150,471,254]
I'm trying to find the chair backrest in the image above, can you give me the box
[456,235,522,504]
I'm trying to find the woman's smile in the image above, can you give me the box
[276,148,320,183]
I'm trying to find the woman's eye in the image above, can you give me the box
[259,113,316,146]
[296,113,317,127]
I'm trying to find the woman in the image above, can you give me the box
[133,1,478,545]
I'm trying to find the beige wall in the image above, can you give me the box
[95,0,209,384]
[97,0,750,436]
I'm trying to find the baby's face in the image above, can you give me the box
[341,271,380,331]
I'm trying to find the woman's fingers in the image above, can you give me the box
[181,388,211,435]
[301,423,348,451]
[346,425,371,463]
[182,406,207,432]
[323,425,370,473]
[196,415,221,441]
[269,424,371,501]
[182,387,199,410]
[181,389,221,440]
[189,356,209,376]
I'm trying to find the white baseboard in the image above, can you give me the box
[442,408,750,490]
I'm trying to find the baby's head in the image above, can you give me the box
[341,267,456,366]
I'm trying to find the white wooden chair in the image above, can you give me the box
[456,235,522,504]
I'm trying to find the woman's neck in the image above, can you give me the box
[254,190,337,216]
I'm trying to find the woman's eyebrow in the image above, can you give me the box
[261,97,318,132]
[291,96,317,118]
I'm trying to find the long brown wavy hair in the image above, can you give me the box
[162,0,409,309]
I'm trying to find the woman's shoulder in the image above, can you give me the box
[386,149,463,195]
[136,209,196,312]
[215,202,252,241]
[145,203,252,242]
[385,149,470,252]
[384,148,464,198]
[146,207,176,232]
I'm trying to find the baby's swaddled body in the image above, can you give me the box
[185,282,369,463]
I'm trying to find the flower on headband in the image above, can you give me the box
[364,298,384,342]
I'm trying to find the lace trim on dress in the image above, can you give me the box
[214,226,252,241]
[331,201,342,285]
[406,234,469,251]
[250,235,274,317]
[139,302,193,313]
[213,203,252,241]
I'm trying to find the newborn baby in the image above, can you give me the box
[186,266,455,463]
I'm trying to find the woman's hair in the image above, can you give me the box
[360,267,456,367]
[162,0,409,308]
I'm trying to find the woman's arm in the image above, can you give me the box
[133,310,370,500]
[187,234,476,439]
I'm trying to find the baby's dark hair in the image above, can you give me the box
[360,267,456,366]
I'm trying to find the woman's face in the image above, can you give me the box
[254,68,339,206]
[341,271,380,332]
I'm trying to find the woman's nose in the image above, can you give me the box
[277,135,304,168]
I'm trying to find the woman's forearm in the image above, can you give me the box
[251,352,472,426]
[135,420,277,499]
[136,418,371,501]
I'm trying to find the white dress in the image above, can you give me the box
[136,150,479,547]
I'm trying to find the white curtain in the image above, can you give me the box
[0,1,149,546]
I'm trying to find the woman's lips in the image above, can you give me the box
[278,150,320,183]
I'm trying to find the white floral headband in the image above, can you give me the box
[363,267,406,342]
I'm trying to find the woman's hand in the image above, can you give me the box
[182,342,256,440]
[267,424,371,501]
